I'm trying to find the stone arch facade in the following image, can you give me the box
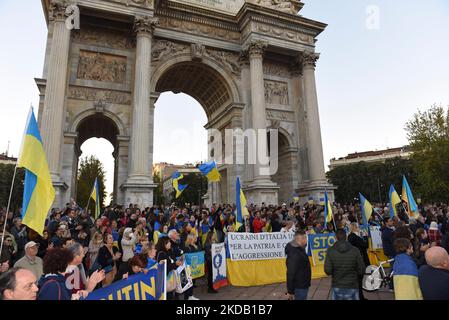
[37,0,334,208]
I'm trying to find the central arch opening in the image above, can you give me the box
[153,61,235,205]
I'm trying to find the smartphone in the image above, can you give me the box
[103,265,113,274]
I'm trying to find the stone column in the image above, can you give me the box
[123,16,158,207]
[300,52,326,183]
[128,17,156,182]
[248,41,270,182]
[40,0,71,184]
[243,41,279,205]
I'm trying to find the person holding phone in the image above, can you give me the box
[97,233,121,287]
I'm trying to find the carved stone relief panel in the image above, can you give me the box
[72,27,134,50]
[77,50,127,84]
[152,39,189,63]
[157,16,241,43]
[249,0,302,15]
[266,109,295,122]
[204,48,241,75]
[68,86,132,105]
[254,22,315,45]
[263,61,290,78]
[265,80,289,105]
[108,0,154,9]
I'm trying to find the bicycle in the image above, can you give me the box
[362,253,394,292]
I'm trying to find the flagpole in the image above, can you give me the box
[0,163,18,262]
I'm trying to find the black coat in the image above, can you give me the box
[285,241,311,293]
[348,233,370,267]
[381,227,395,258]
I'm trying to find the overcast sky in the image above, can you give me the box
[1,0,448,201]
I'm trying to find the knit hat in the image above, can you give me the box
[429,222,439,230]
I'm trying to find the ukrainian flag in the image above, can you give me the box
[90,178,101,219]
[18,108,55,236]
[235,177,249,231]
[392,253,423,300]
[323,191,333,229]
[198,160,221,182]
[172,171,187,199]
[359,193,373,227]
[402,176,419,219]
[389,184,401,220]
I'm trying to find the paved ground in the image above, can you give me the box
[193,277,394,300]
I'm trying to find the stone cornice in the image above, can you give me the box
[237,3,327,38]
[204,102,245,129]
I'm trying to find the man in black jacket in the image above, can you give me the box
[381,217,396,259]
[285,230,311,300]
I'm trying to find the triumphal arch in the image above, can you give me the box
[37,0,334,208]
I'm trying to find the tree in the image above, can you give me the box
[326,157,416,204]
[76,156,106,212]
[405,104,449,202]
[0,164,24,212]
[170,173,208,206]
[153,173,165,206]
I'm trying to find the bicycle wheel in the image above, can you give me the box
[362,265,382,292]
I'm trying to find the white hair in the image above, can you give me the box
[168,229,178,238]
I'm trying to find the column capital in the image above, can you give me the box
[49,0,69,22]
[245,40,268,59]
[299,51,320,69]
[134,16,159,36]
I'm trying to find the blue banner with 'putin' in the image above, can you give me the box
[86,263,165,300]
[307,233,336,265]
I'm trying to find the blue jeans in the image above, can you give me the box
[294,288,309,300]
[332,288,359,300]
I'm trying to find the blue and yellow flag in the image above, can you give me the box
[388,184,401,220]
[235,177,249,231]
[402,176,419,219]
[90,177,101,219]
[198,160,221,182]
[323,191,333,229]
[172,171,187,199]
[18,108,55,236]
[359,193,373,226]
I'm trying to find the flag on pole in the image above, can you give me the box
[323,191,333,229]
[359,193,373,227]
[172,171,187,199]
[388,184,401,220]
[198,160,221,182]
[402,176,419,219]
[235,177,249,231]
[17,108,55,235]
[90,178,101,219]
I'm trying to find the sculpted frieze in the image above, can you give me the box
[255,23,314,45]
[77,51,127,84]
[68,86,132,105]
[151,39,189,62]
[72,28,134,50]
[157,16,240,43]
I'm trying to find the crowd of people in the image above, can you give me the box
[0,199,448,300]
